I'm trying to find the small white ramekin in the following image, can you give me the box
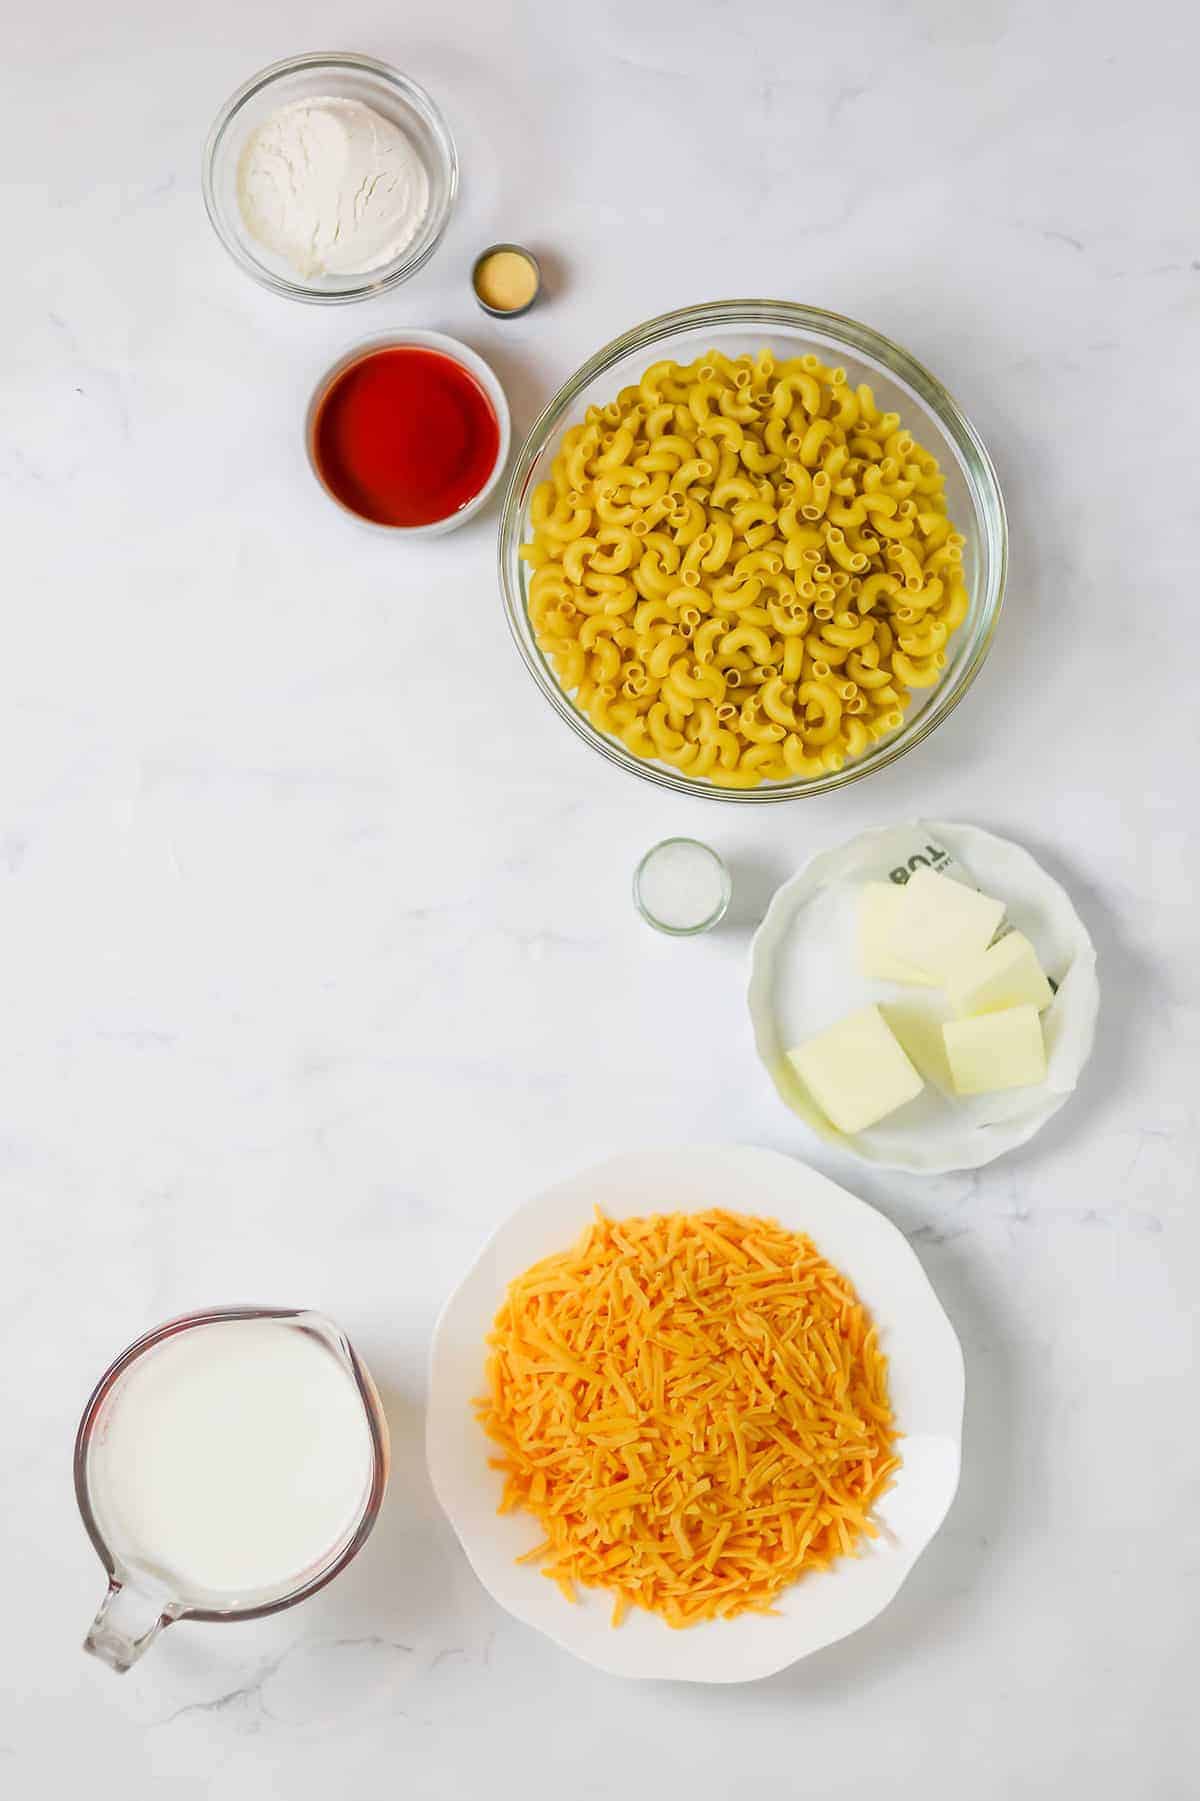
[305,331,512,538]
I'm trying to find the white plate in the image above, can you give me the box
[749,821,1100,1174]
[426,1145,964,1683]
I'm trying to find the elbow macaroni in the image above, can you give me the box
[521,349,969,788]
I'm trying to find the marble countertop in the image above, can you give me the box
[4,1,1196,1794]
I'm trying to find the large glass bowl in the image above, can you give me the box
[202,52,457,304]
[498,301,1007,803]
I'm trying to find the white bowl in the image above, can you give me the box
[426,1145,964,1683]
[748,821,1101,1173]
[305,331,512,537]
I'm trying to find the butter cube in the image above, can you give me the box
[942,1005,1046,1096]
[858,883,938,985]
[946,930,1053,1017]
[887,867,1006,984]
[788,1005,924,1135]
[881,999,956,1095]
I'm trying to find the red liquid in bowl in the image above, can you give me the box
[312,346,501,528]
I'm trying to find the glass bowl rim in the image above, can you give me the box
[497,298,1008,804]
[201,50,459,306]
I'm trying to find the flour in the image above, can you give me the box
[236,96,430,279]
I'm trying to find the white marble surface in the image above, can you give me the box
[3,0,1197,1794]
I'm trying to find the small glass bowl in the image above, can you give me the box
[202,52,458,304]
[498,300,1007,804]
[634,838,732,936]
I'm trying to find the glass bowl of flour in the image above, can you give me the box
[203,52,458,303]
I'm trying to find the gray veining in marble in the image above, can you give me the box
[2,1,1197,1796]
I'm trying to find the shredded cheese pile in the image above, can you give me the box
[477,1209,899,1628]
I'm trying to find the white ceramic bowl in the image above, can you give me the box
[427,1145,964,1683]
[305,331,512,537]
[749,821,1101,1172]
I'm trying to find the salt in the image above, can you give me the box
[635,839,730,934]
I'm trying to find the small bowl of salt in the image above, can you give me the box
[634,839,732,937]
[202,52,458,304]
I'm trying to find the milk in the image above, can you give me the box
[88,1317,376,1603]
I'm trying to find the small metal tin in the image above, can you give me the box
[471,242,542,318]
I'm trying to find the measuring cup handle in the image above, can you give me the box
[84,1581,173,1673]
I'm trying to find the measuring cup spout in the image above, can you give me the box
[84,1580,176,1673]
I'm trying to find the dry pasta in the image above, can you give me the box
[520,350,969,787]
[477,1209,899,1628]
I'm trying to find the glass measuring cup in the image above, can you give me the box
[74,1306,390,1673]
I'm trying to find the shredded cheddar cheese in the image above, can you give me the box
[476,1209,899,1628]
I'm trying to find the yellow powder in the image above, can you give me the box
[475,249,538,313]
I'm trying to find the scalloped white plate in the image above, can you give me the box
[749,821,1100,1173]
[426,1145,964,1683]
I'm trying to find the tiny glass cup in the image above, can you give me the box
[633,838,732,937]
